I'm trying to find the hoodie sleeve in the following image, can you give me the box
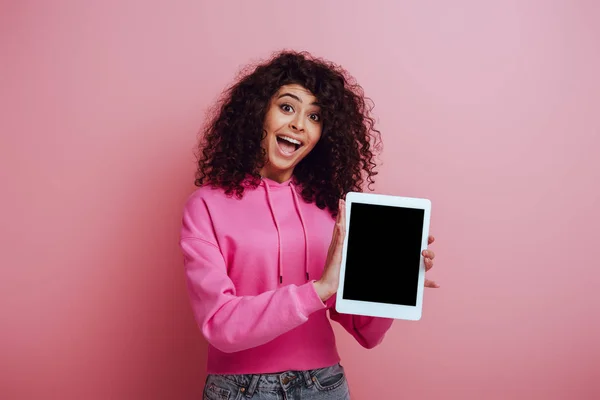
[180,192,326,354]
[327,297,394,349]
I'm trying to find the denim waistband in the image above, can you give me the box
[220,369,315,397]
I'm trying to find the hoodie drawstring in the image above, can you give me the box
[290,182,310,282]
[263,179,310,285]
[263,182,284,284]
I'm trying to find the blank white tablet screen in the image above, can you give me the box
[342,202,424,306]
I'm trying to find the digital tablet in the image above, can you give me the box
[335,192,432,321]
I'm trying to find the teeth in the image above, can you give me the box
[278,136,301,145]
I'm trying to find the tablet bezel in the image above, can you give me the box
[335,191,431,321]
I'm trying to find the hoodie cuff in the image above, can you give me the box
[296,281,327,316]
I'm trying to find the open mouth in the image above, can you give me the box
[276,135,302,155]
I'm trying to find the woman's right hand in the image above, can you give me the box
[314,199,346,302]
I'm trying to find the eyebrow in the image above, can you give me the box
[277,92,320,106]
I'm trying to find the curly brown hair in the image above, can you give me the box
[194,50,382,216]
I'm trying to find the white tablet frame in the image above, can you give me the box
[335,191,432,321]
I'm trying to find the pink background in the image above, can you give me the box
[2,1,599,399]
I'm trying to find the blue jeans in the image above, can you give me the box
[203,363,350,399]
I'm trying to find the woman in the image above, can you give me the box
[180,50,437,399]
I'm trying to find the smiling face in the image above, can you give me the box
[259,84,322,183]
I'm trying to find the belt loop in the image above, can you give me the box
[302,370,314,387]
[245,375,260,397]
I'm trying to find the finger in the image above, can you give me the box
[327,229,342,265]
[422,250,435,260]
[335,219,345,248]
[330,220,341,250]
[327,226,338,258]
[332,205,346,262]
[329,201,342,244]
[340,199,346,231]
[327,199,346,262]
[327,231,336,255]
[334,235,343,262]
[333,211,344,241]
[428,235,435,245]
[424,279,440,288]
[335,201,345,240]
[424,257,434,271]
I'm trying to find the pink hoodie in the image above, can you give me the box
[180,177,394,374]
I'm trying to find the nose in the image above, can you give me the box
[290,114,305,132]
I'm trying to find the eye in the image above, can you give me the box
[280,104,294,113]
[309,113,321,122]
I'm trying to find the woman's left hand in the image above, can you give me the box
[422,235,439,288]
